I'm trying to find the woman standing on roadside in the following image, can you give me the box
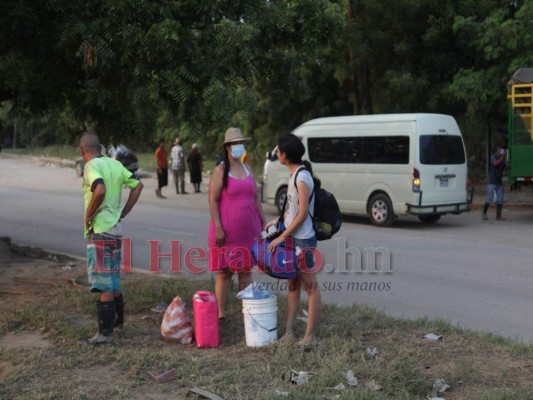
[187,143,203,193]
[208,127,265,319]
[265,133,320,348]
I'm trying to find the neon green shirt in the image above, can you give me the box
[82,156,140,236]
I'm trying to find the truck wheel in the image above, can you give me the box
[418,214,441,224]
[368,193,394,226]
[75,161,84,177]
[275,186,288,215]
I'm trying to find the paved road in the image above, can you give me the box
[2,154,533,341]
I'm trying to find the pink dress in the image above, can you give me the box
[208,169,263,272]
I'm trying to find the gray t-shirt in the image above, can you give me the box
[284,167,315,239]
[171,145,186,171]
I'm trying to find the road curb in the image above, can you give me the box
[470,203,533,210]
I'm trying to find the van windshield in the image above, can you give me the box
[269,146,278,161]
[419,135,465,165]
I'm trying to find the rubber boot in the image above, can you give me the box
[496,204,505,221]
[114,294,124,331]
[87,301,115,344]
[482,203,489,220]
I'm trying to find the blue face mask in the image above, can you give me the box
[231,144,245,159]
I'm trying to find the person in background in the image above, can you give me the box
[265,133,320,348]
[482,145,507,221]
[171,137,188,194]
[187,143,203,193]
[79,133,143,344]
[208,127,265,320]
[154,138,168,199]
[240,148,249,165]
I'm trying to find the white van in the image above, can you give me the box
[261,114,472,226]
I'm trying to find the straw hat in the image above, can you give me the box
[223,127,251,145]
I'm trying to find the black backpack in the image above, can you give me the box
[291,167,342,241]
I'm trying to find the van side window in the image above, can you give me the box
[419,135,465,165]
[308,136,409,164]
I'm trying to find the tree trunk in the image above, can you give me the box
[347,0,361,115]
[362,61,373,115]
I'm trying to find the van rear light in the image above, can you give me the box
[412,168,421,192]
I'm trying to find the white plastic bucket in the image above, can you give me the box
[242,296,278,347]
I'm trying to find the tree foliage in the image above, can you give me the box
[0,0,531,171]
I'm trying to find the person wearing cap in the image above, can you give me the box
[208,127,266,319]
[482,145,507,221]
[187,143,203,193]
[170,137,188,194]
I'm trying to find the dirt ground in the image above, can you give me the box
[0,235,251,400]
[0,237,83,349]
[3,238,533,399]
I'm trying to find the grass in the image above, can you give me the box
[4,146,265,182]
[3,271,533,400]
[4,145,80,159]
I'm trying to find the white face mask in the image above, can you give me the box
[231,144,245,159]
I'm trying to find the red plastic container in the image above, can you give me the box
[193,291,219,348]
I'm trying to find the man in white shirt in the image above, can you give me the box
[170,137,188,194]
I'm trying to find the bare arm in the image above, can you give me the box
[155,149,160,173]
[492,151,507,166]
[208,165,225,245]
[85,184,106,231]
[121,181,144,219]
[254,190,266,227]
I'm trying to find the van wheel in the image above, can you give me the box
[275,186,288,215]
[418,214,441,224]
[368,194,394,226]
[75,161,84,177]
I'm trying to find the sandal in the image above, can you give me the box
[275,333,294,345]
[296,337,317,350]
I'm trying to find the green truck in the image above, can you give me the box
[507,68,533,184]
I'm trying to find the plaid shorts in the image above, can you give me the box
[87,226,122,293]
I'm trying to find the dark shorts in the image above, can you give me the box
[157,168,168,187]
[294,237,317,272]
